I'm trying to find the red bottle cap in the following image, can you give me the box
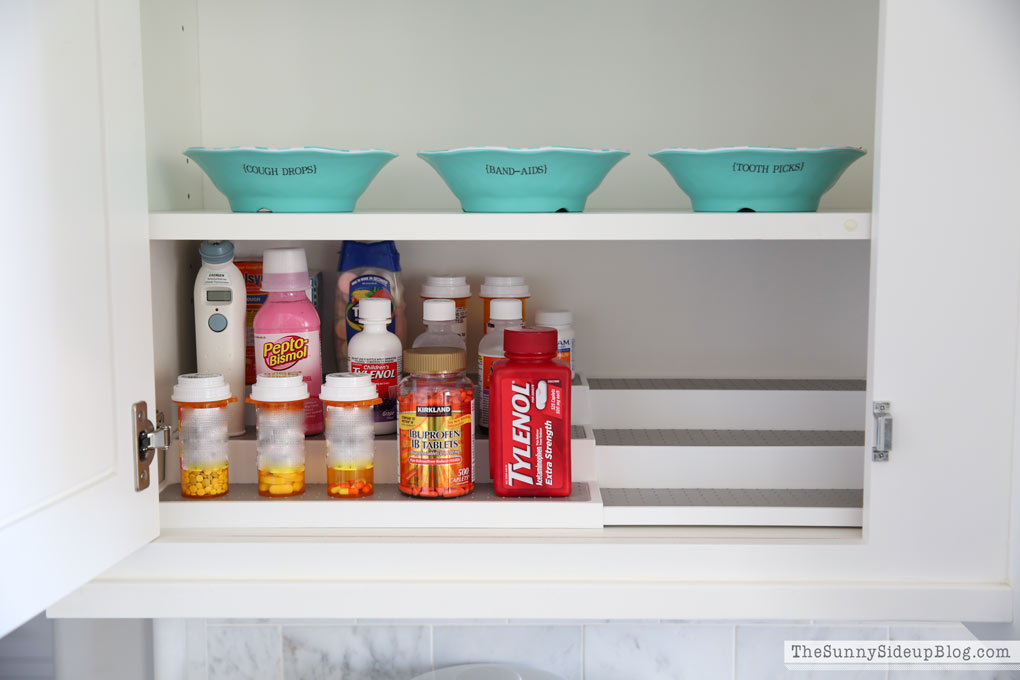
[504,326,558,356]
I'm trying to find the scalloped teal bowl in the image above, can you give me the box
[418,147,629,212]
[183,147,397,212]
[650,146,866,212]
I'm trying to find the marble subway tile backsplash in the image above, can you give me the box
[171,619,994,680]
[282,625,431,680]
[433,625,582,680]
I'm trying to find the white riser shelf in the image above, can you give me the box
[595,429,863,489]
[148,210,870,241]
[157,375,865,530]
[589,378,866,429]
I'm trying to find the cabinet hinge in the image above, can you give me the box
[872,401,892,462]
[133,401,171,491]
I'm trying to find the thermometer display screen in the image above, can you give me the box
[206,290,232,302]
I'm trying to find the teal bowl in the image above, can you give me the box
[183,147,397,212]
[418,147,629,212]
[650,146,866,212]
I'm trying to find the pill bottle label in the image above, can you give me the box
[398,400,474,496]
[453,300,468,337]
[349,356,401,424]
[477,353,501,428]
[496,377,567,491]
[556,337,573,371]
[345,275,396,342]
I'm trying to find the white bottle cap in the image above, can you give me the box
[321,372,379,402]
[422,275,471,299]
[489,298,523,321]
[423,299,456,322]
[250,372,309,402]
[171,373,233,403]
[480,275,529,298]
[536,310,573,326]
[356,297,392,322]
[262,248,309,292]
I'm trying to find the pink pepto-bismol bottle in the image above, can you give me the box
[254,248,324,435]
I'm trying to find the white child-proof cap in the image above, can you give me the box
[262,247,309,292]
[423,298,456,322]
[536,310,573,327]
[172,373,232,403]
[321,372,379,402]
[489,298,523,321]
[356,296,392,321]
[422,275,471,299]
[250,372,309,402]
[480,275,529,298]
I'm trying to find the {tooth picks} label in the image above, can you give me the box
[731,161,806,174]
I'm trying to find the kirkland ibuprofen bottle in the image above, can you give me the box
[398,347,475,498]
[489,327,572,497]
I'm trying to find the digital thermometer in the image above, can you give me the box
[194,240,247,436]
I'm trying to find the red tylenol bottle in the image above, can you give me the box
[489,326,572,497]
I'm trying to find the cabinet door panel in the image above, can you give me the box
[0,0,157,637]
[866,0,1020,579]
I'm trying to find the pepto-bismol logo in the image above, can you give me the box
[263,335,308,370]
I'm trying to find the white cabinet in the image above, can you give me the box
[2,0,1019,632]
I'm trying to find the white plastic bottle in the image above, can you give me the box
[347,297,403,435]
[480,275,529,334]
[476,298,523,428]
[413,299,467,350]
[421,275,471,338]
[194,240,246,436]
[535,309,575,376]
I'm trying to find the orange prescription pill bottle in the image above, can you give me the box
[479,275,529,334]
[421,275,471,339]
[246,372,309,497]
[171,373,236,499]
[320,373,382,498]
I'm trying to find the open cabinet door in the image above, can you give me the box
[0,0,158,636]
[865,0,1020,586]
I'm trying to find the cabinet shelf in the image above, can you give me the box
[159,482,602,530]
[148,210,870,241]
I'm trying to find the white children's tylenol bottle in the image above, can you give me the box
[476,298,523,429]
[413,299,467,350]
[347,297,403,435]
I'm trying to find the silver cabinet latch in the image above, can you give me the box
[872,401,892,461]
[133,401,171,491]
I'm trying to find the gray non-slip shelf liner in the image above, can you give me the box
[161,482,591,503]
[236,425,589,442]
[469,373,582,386]
[601,488,863,509]
[587,378,866,391]
[594,429,864,447]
